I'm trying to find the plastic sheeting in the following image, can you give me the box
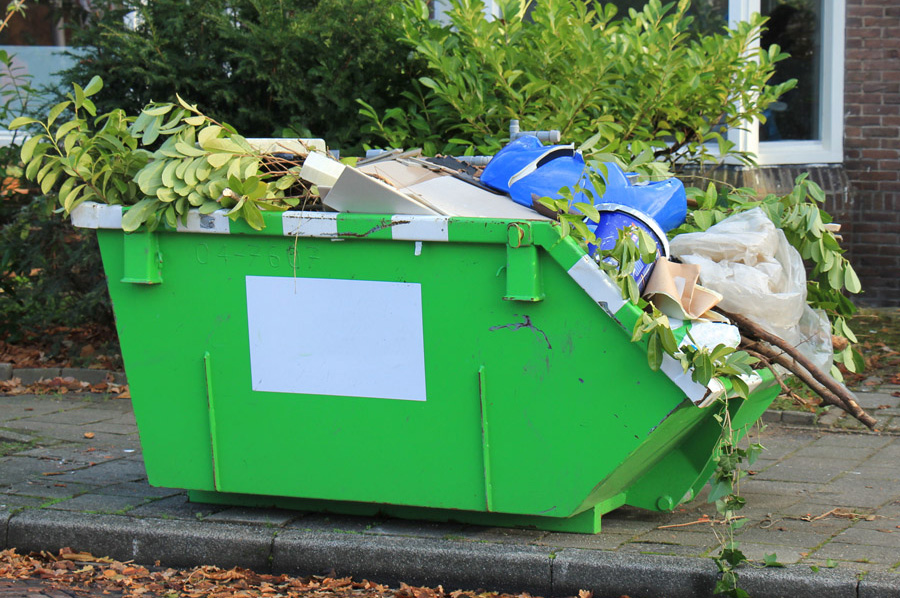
[669,208,833,373]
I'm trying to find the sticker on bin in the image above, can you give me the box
[246,276,427,401]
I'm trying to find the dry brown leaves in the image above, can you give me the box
[0,375,128,397]
[0,548,571,598]
[0,323,121,370]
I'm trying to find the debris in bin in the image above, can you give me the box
[480,137,687,232]
[669,208,832,374]
[643,259,723,321]
[588,203,669,293]
[668,208,876,430]
[298,150,551,219]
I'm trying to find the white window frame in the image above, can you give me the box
[727,0,844,165]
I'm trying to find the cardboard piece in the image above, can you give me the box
[644,259,723,321]
[323,166,443,215]
[299,151,347,188]
[404,176,552,220]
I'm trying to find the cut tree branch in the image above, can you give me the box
[720,309,878,431]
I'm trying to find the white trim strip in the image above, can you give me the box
[566,255,626,315]
[389,215,450,242]
[659,354,710,405]
[282,212,339,237]
[176,210,231,234]
[70,202,123,229]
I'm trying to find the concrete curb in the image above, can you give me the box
[0,365,126,385]
[3,509,894,598]
[859,572,900,598]
[7,509,273,572]
[274,530,554,596]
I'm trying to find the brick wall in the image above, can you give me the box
[842,0,900,307]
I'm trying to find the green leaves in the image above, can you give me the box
[125,99,301,231]
[363,0,787,165]
[17,80,150,216]
[20,77,303,233]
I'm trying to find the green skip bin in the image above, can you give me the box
[72,201,778,533]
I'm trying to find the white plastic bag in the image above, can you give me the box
[669,208,833,373]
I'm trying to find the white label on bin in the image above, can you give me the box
[246,276,427,401]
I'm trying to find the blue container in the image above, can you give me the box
[589,204,670,292]
[480,139,688,232]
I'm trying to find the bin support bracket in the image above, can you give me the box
[478,365,495,512]
[204,351,223,491]
[121,231,163,284]
[504,223,544,302]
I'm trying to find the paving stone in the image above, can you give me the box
[0,456,84,488]
[125,494,223,520]
[829,526,900,548]
[854,393,900,409]
[203,507,299,527]
[5,479,95,500]
[14,369,62,385]
[872,441,900,461]
[92,480,182,499]
[16,444,100,464]
[735,525,833,549]
[617,541,707,558]
[45,493,148,514]
[7,421,124,444]
[756,513,854,535]
[631,528,721,548]
[59,459,147,485]
[535,531,631,550]
[740,479,823,497]
[791,444,878,461]
[457,526,548,545]
[735,543,808,564]
[286,512,388,534]
[812,433,895,450]
[0,495,45,511]
[849,464,900,481]
[81,423,138,436]
[364,519,470,540]
[0,400,69,423]
[810,541,900,566]
[815,476,900,509]
[752,458,858,483]
[751,428,820,453]
[30,407,126,426]
[0,363,12,381]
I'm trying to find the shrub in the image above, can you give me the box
[360,0,793,164]
[58,0,423,152]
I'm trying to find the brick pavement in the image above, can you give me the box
[1,379,899,596]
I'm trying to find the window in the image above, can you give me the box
[0,1,87,143]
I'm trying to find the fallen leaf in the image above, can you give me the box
[83,432,95,439]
